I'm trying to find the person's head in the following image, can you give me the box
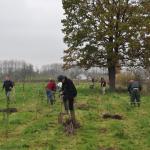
[129,79,134,84]
[48,78,53,82]
[101,77,104,81]
[57,75,66,83]
[5,75,10,81]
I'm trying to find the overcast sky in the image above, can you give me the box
[0,0,66,68]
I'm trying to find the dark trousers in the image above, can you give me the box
[5,91,11,99]
[130,89,140,106]
[46,90,53,105]
[63,96,74,111]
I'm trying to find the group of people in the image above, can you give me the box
[92,77,142,107]
[1,75,142,126]
[1,75,77,123]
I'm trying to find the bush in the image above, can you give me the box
[116,72,135,88]
[141,80,150,95]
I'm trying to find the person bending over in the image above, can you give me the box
[57,75,77,123]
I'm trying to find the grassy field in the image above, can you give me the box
[0,82,150,150]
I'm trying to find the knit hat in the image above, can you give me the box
[57,75,65,82]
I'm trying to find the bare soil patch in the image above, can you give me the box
[102,113,123,120]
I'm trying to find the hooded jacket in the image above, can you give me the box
[62,77,77,98]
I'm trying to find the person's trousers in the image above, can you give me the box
[131,89,140,105]
[63,96,74,111]
[5,91,11,97]
[102,87,106,95]
[52,91,56,101]
[46,90,53,105]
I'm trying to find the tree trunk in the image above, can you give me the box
[108,66,116,91]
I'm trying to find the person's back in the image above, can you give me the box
[128,80,142,107]
[46,81,56,91]
[131,81,141,91]
[62,77,77,98]
[52,80,56,91]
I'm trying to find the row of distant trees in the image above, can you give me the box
[41,63,108,80]
[0,60,150,87]
[0,60,108,82]
[0,60,35,81]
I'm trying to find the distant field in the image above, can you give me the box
[0,82,150,150]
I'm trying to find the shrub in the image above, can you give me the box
[116,72,135,88]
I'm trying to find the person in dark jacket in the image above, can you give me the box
[3,76,14,98]
[57,75,77,123]
[128,80,142,107]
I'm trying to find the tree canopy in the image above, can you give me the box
[62,0,150,90]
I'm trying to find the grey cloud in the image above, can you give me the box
[0,0,65,67]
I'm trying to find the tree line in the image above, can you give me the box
[0,60,107,82]
[0,60,35,81]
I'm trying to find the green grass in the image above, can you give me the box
[0,83,150,150]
